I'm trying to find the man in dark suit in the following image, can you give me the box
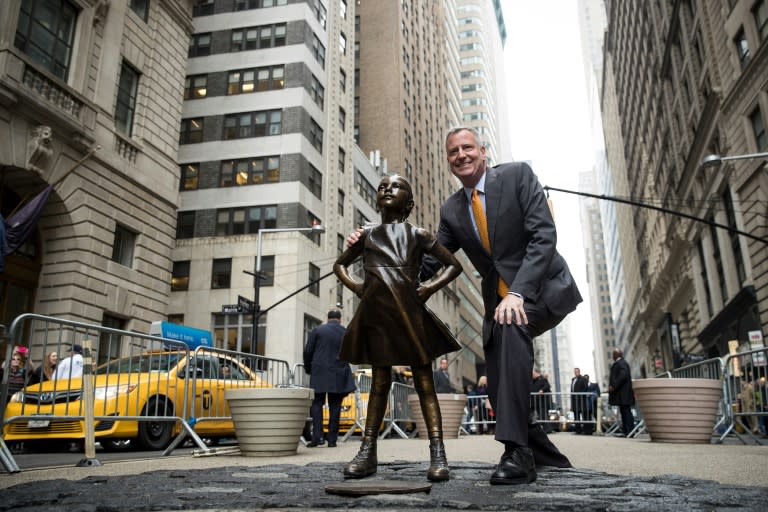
[609,348,635,437]
[570,367,587,434]
[583,374,601,435]
[433,357,454,393]
[423,126,582,485]
[303,310,356,447]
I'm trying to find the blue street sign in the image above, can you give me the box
[150,321,212,349]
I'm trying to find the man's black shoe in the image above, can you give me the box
[306,440,325,447]
[327,442,337,447]
[490,447,537,485]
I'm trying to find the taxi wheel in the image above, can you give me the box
[137,397,174,450]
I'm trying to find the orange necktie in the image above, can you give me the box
[471,189,508,298]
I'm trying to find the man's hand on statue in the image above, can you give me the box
[346,228,364,247]
[494,293,527,325]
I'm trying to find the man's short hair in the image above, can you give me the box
[327,310,342,320]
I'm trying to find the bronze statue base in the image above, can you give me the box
[325,480,432,496]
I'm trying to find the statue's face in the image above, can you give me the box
[377,175,412,213]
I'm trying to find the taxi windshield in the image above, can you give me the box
[96,352,184,374]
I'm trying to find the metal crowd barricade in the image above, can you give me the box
[463,394,494,434]
[382,381,416,439]
[720,346,768,445]
[163,346,293,453]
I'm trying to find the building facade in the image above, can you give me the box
[602,0,768,373]
[0,0,193,362]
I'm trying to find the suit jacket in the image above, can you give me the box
[609,357,634,406]
[571,375,587,410]
[433,369,453,393]
[424,162,582,345]
[303,321,355,394]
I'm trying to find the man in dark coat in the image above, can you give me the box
[570,367,587,434]
[433,357,454,393]
[303,310,356,447]
[608,348,635,437]
[583,374,600,435]
[423,126,582,484]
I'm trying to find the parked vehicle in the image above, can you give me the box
[3,350,267,450]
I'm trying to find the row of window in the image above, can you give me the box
[176,207,322,242]
[179,110,324,152]
[172,257,320,295]
[189,25,326,70]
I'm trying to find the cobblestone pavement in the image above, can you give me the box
[2,459,767,512]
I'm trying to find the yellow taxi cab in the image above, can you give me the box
[2,350,266,450]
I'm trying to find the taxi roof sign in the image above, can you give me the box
[150,321,212,349]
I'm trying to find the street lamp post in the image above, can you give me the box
[700,151,768,169]
[247,225,325,355]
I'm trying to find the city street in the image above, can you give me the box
[2,433,767,511]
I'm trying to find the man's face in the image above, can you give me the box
[446,130,486,187]
[440,359,448,371]
[574,368,581,377]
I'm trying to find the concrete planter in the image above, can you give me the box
[633,378,722,444]
[225,387,314,456]
[407,393,467,439]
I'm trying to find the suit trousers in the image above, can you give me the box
[310,392,346,444]
[484,299,572,468]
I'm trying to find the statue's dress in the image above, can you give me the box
[339,222,461,366]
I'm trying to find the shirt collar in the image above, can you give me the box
[463,172,487,201]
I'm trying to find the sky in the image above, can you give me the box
[500,1,597,375]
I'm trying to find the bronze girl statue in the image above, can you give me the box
[334,174,462,482]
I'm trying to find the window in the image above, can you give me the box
[130,0,149,20]
[310,75,325,109]
[180,163,199,190]
[220,156,280,186]
[355,169,377,209]
[211,259,232,289]
[312,34,326,68]
[223,110,281,139]
[236,0,288,9]
[734,28,750,68]
[337,189,345,216]
[340,68,346,92]
[308,263,320,296]
[215,205,277,235]
[98,314,125,365]
[184,75,207,99]
[338,147,346,173]
[254,255,275,286]
[115,61,139,136]
[340,0,347,19]
[306,165,322,198]
[754,0,768,41]
[189,33,211,57]
[339,107,346,131]
[171,261,190,291]
[303,314,322,345]
[193,0,214,16]
[722,188,746,285]
[305,213,322,245]
[231,24,286,51]
[15,0,77,80]
[337,234,345,255]
[750,106,766,151]
[353,208,369,229]
[339,32,347,55]
[213,312,265,354]
[112,224,136,267]
[227,66,284,94]
[176,211,195,239]
[180,118,203,144]
[312,0,327,28]
[167,314,184,324]
[308,118,323,152]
